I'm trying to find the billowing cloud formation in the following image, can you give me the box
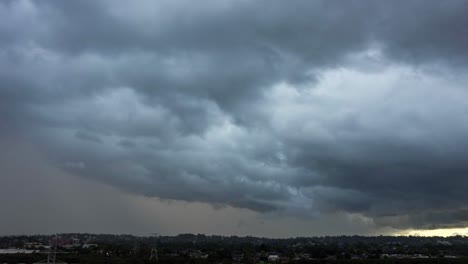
[2,0,468,230]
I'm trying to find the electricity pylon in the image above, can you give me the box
[34,235,66,264]
[47,238,57,264]
[149,233,159,262]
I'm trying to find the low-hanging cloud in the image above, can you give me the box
[2,0,468,230]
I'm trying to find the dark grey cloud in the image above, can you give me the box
[75,130,103,143]
[2,0,468,232]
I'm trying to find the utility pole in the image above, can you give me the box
[133,238,139,256]
[35,235,66,264]
[149,233,159,262]
[47,236,57,264]
[149,245,158,262]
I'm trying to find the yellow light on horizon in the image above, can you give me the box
[397,227,468,237]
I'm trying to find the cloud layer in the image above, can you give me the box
[2,0,468,230]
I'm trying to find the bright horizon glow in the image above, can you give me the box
[397,228,468,237]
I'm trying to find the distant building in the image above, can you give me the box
[25,242,46,249]
[232,253,243,262]
[82,243,98,248]
[72,238,80,246]
[268,254,279,262]
[0,249,36,254]
[437,240,452,246]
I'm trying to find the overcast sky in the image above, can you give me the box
[1,0,468,237]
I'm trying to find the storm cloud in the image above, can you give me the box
[2,0,468,231]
